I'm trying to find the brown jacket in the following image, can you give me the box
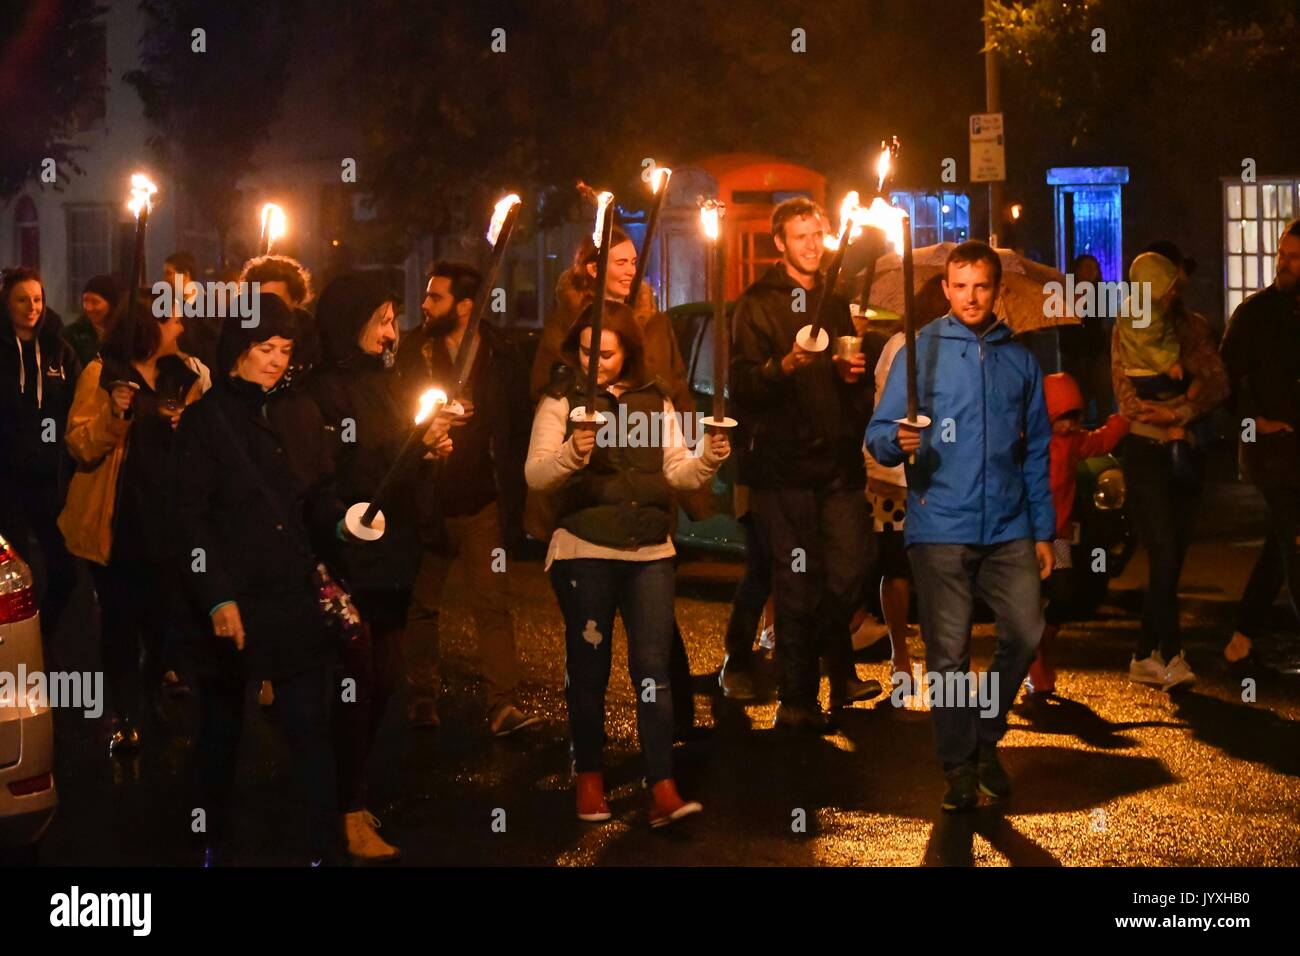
[58,358,204,565]
[529,270,695,414]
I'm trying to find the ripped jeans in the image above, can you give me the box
[549,558,676,783]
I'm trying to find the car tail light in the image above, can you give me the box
[0,534,37,624]
[8,773,53,796]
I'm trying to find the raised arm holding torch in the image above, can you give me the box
[798,190,862,353]
[347,387,448,538]
[103,172,158,393]
[626,167,671,306]
[445,193,522,416]
[699,198,736,432]
[572,190,616,427]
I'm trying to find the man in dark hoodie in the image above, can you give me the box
[0,267,81,639]
[397,260,536,737]
[730,199,880,732]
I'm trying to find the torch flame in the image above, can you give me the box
[698,198,724,241]
[875,143,892,194]
[651,166,672,195]
[592,191,615,249]
[414,388,448,425]
[260,203,287,249]
[860,197,907,254]
[486,193,522,245]
[825,191,864,251]
[127,173,158,218]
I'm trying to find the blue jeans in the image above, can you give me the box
[549,558,676,783]
[908,539,1044,772]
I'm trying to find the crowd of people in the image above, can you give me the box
[1,201,1297,861]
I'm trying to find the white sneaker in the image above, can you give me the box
[1129,652,1167,686]
[758,626,776,652]
[1162,653,1197,691]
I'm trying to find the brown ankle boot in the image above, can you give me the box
[576,771,611,821]
[344,810,401,862]
[648,779,702,828]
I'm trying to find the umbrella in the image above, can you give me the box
[848,243,1077,335]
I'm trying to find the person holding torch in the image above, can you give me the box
[867,241,1055,812]
[525,301,730,827]
[730,198,881,731]
[296,272,452,862]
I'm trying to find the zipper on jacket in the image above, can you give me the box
[979,338,986,543]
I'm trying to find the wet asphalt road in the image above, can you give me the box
[24,542,1300,868]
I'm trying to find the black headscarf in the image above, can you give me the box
[313,273,393,368]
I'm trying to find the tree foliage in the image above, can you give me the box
[125,0,299,264]
[0,0,109,199]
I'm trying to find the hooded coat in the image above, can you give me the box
[867,313,1055,546]
[1042,372,1128,537]
[0,306,81,491]
[303,274,422,591]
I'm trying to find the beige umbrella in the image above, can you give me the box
[854,243,1077,335]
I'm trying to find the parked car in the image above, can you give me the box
[667,303,1133,611]
[0,533,57,857]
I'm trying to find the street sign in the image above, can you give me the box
[970,112,1006,183]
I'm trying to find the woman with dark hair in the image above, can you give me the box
[303,272,452,862]
[59,293,205,751]
[0,267,80,640]
[525,301,729,827]
[172,292,346,865]
[528,222,711,739]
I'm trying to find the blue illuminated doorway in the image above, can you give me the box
[1047,167,1129,281]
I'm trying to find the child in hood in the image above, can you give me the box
[1026,372,1129,695]
[1115,252,1186,401]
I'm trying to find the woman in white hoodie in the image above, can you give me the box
[526,301,728,828]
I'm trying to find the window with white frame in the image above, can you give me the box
[1223,178,1299,321]
[65,204,113,309]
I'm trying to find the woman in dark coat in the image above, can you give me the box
[304,272,449,862]
[0,267,81,640]
[172,292,342,865]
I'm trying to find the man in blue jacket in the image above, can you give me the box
[867,241,1054,811]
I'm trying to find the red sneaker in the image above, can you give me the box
[648,779,702,829]
[576,772,611,822]
[1026,652,1055,696]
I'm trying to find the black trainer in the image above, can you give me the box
[977,743,1011,800]
[941,763,979,812]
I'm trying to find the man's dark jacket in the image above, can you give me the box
[730,263,873,489]
[1220,283,1300,486]
[395,318,529,551]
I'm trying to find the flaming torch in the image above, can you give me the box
[259,203,287,256]
[798,190,864,352]
[626,166,671,307]
[348,387,449,537]
[104,173,158,390]
[698,199,736,432]
[446,193,523,411]
[859,137,900,312]
[572,190,616,428]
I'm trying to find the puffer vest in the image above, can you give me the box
[556,379,672,549]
